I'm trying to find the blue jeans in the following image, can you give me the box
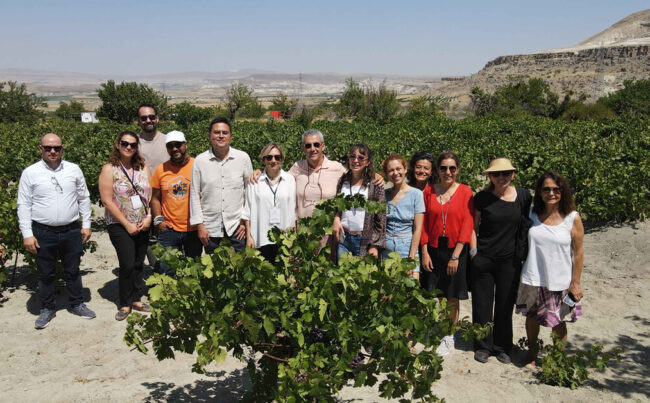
[157,228,203,277]
[337,233,362,259]
[383,234,420,273]
[32,221,84,310]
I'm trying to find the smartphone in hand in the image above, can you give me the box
[563,292,576,307]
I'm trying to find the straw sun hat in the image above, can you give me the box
[482,158,516,174]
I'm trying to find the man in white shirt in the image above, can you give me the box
[17,133,95,329]
[190,117,253,253]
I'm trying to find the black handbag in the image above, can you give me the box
[514,187,533,264]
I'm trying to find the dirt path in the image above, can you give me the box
[1,216,648,402]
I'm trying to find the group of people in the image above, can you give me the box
[17,104,584,368]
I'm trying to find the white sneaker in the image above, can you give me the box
[435,335,455,356]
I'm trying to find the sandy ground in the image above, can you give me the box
[1,215,648,402]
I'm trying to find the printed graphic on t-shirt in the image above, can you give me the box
[166,175,190,202]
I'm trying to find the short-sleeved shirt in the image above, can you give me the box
[289,156,346,219]
[474,188,530,258]
[105,165,151,225]
[151,158,196,232]
[190,147,253,237]
[138,132,169,173]
[385,187,425,236]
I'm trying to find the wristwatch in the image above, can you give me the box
[153,216,165,226]
[451,253,460,261]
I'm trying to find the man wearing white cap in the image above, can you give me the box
[150,130,202,276]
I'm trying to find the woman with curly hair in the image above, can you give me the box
[516,171,584,366]
[99,131,152,321]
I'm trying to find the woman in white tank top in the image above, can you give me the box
[515,171,585,366]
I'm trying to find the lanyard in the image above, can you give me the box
[438,193,453,236]
[265,176,282,207]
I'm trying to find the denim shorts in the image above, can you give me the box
[382,234,419,273]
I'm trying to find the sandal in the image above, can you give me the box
[115,309,130,321]
[132,302,151,313]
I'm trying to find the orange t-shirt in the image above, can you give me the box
[151,158,196,232]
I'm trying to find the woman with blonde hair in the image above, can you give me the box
[242,142,296,262]
[99,131,152,321]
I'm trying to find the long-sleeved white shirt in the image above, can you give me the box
[190,147,253,237]
[242,169,297,248]
[17,160,92,238]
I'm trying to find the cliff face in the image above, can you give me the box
[435,10,650,105]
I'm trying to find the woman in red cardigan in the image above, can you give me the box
[421,151,474,356]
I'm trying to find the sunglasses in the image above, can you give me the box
[303,142,321,149]
[211,130,230,135]
[139,114,157,122]
[120,140,138,149]
[42,145,63,152]
[166,141,185,149]
[541,186,561,194]
[439,165,457,173]
[263,155,283,162]
[489,171,514,177]
[348,154,367,162]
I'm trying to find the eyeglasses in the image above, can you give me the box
[263,155,283,162]
[166,142,185,149]
[489,171,514,177]
[541,187,561,194]
[51,176,62,193]
[348,154,367,162]
[120,140,138,149]
[139,114,156,122]
[43,145,62,152]
[211,130,230,135]
[303,142,321,149]
[439,165,457,173]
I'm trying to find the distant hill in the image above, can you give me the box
[435,9,650,106]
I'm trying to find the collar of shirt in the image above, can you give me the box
[260,169,290,181]
[297,155,335,174]
[209,147,233,162]
[40,159,64,172]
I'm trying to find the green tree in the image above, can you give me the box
[0,81,45,124]
[225,83,261,120]
[170,102,214,129]
[54,101,85,121]
[471,78,560,118]
[335,78,366,119]
[96,80,168,124]
[364,82,399,123]
[126,194,489,401]
[598,79,650,119]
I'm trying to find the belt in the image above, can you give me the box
[344,229,362,236]
[386,233,412,238]
[32,220,80,232]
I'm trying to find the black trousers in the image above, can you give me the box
[32,221,83,310]
[471,254,520,353]
[108,224,148,308]
[258,244,278,263]
[205,232,246,254]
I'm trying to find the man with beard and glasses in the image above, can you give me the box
[137,103,168,272]
[17,133,96,329]
[150,131,202,276]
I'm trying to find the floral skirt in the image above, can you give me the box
[515,283,582,328]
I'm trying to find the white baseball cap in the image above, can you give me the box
[166,130,186,144]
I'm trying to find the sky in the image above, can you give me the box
[0,0,647,76]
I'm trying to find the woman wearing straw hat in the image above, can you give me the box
[471,158,531,364]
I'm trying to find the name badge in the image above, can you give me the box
[131,195,144,209]
[269,206,281,225]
